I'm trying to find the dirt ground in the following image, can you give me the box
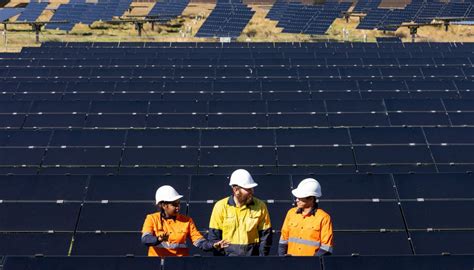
[0,1,473,52]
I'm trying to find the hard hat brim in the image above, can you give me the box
[230,182,258,189]
[156,194,183,204]
[292,188,318,198]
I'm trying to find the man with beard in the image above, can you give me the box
[278,178,334,256]
[208,169,273,256]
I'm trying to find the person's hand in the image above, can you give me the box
[213,239,230,249]
[157,232,169,242]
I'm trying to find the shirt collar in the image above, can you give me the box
[296,205,318,216]
[227,195,255,207]
[160,209,177,221]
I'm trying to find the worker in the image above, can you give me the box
[208,169,273,256]
[278,178,334,256]
[141,185,229,257]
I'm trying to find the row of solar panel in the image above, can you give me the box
[357,1,472,30]
[2,56,472,67]
[2,127,474,147]
[1,231,474,256]
[17,45,473,55]
[1,79,471,92]
[1,99,473,113]
[1,200,473,231]
[20,41,474,50]
[45,0,132,31]
[1,173,472,201]
[0,66,472,78]
[34,41,474,50]
[2,255,473,269]
[1,145,474,173]
[4,91,473,101]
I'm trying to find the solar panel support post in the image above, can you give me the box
[32,23,42,43]
[135,21,144,36]
[408,25,418,43]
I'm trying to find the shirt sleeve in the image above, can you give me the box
[208,201,224,241]
[258,202,273,256]
[189,218,205,244]
[319,214,334,254]
[141,214,155,236]
[278,210,291,256]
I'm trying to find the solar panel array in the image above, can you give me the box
[146,0,189,23]
[15,2,48,22]
[358,0,474,30]
[45,0,132,31]
[0,41,473,266]
[268,1,351,35]
[195,1,254,38]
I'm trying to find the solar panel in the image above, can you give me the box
[0,203,80,231]
[394,173,474,200]
[0,148,44,166]
[410,231,474,255]
[207,114,268,128]
[121,148,199,166]
[126,130,199,147]
[320,201,405,230]
[0,130,51,147]
[402,201,474,230]
[200,147,276,167]
[3,256,159,270]
[332,231,411,255]
[86,175,190,201]
[0,8,24,22]
[0,175,87,201]
[146,114,207,128]
[23,114,86,129]
[0,233,72,256]
[16,2,48,22]
[71,232,146,256]
[277,146,354,167]
[201,130,274,147]
[424,127,474,144]
[276,129,350,146]
[300,174,396,201]
[323,255,474,270]
[50,130,126,147]
[163,256,320,270]
[77,203,156,231]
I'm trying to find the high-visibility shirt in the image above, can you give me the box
[208,196,272,256]
[141,212,205,257]
[279,207,334,256]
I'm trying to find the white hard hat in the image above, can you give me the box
[291,178,322,198]
[155,185,183,205]
[229,169,258,189]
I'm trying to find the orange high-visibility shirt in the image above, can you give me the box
[280,207,334,256]
[141,212,204,257]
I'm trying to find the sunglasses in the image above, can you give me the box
[164,201,181,207]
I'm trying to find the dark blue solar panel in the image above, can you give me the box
[0,203,80,231]
[3,256,159,270]
[0,233,72,256]
[71,232,147,256]
[332,231,411,255]
[323,255,474,270]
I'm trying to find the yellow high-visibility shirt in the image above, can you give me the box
[208,196,272,256]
